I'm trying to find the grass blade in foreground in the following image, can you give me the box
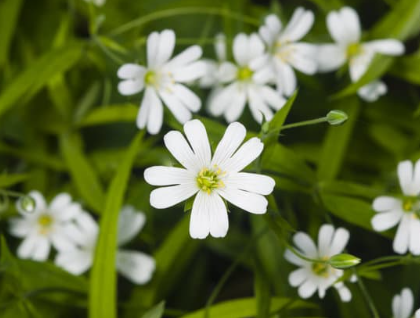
[89,132,143,318]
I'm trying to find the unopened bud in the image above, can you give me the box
[17,195,36,214]
[329,253,361,269]
[327,110,348,126]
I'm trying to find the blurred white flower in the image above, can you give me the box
[208,33,286,124]
[84,0,105,7]
[392,288,418,318]
[199,34,236,88]
[117,29,206,135]
[417,309,420,318]
[255,8,317,96]
[9,191,82,261]
[371,159,420,255]
[285,224,352,302]
[144,119,275,239]
[55,206,155,285]
[317,6,404,102]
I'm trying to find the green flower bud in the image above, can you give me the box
[328,253,361,269]
[326,110,348,126]
[17,195,36,214]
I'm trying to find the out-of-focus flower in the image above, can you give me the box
[144,119,275,239]
[255,8,317,96]
[117,30,206,135]
[285,224,352,302]
[84,0,106,7]
[208,33,286,124]
[392,288,418,318]
[371,159,420,255]
[317,7,404,102]
[9,191,82,261]
[55,206,155,285]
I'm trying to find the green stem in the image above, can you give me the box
[92,36,125,65]
[285,242,328,264]
[354,272,380,318]
[280,117,328,131]
[109,7,260,37]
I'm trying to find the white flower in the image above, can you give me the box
[417,309,420,318]
[285,224,352,302]
[199,34,236,88]
[208,33,286,124]
[392,288,418,318]
[9,191,82,261]
[117,30,206,135]
[144,119,275,239]
[371,159,420,255]
[84,0,105,6]
[55,206,155,285]
[255,8,317,96]
[317,6,404,102]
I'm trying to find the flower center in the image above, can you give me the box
[196,166,225,194]
[144,70,156,85]
[346,42,362,58]
[37,214,53,234]
[311,262,330,277]
[236,66,253,81]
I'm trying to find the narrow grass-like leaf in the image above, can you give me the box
[89,132,143,318]
[180,297,315,318]
[0,174,27,188]
[59,132,105,213]
[0,0,23,68]
[141,301,165,318]
[78,104,138,127]
[317,97,360,181]
[389,51,420,86]
[254,261,271,318]
[0,43,83,118]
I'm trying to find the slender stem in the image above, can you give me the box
[109,7,261,37]
[92,36,125,65]
[280,117,328,131]
[359,261,403,272]
[354,272,380,318]
[285,242,328,264]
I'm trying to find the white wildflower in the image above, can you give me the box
[371,159,420,255]
[117,30,206,135]
[144,119,275,239]
[392,288,418,318]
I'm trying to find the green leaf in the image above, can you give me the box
[0,43,83,119]
[78,104,138,127]
[253,261,271,318]
[333,0,420,98]
[89,132,143,318]
[319,193,375,232]
[317,180,382,201]
[179,297,315,318]
[0,0,23,68]
[59,132,105,213]
[317,97,360,181]
[141,301,165,318]
[0,173,27,188]
[389,51,420,86]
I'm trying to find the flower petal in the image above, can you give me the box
[274,59,297,96]
[31,237,51,261]
[288,43,317,74]
[399,288,414,318]
[349,50,374,82]
[373,196,401,212]
[173,84,201,112]
[9,218,32,238]
[393,214,411,254]
[318,224,334,257]
[409,218,420,255]
[147,32,160,68]
[117,64,146,79]
[55,249,92,275]
[117,205,146,246]
[166,45,202,69]
[298,278,317,298]
[224,86,247,123]
[51,231,76,251]
[293,232,318,258]
[398,160,415,196]
[118,79,144,96]
[289,268,308,287]
[208,83,236,117]
[233,33,249,66]
[155,29,176,66]
[371,210,403,232]
[248,33,265,61]
[211,122,246,168]
[358,80,387,102]
[159,90,192,125]
[136,88,151,130]
[284,249,306,266]
[218,188,268,214]
[335,284,352,302]
[18,191,46,215]
[316,44,347,72]
[150,184,198,209]
[144,166,194,186]
[163,130,199,171]
[328,227,350,256]
[247,85,274,123]
[281,8,314,42]
[184,119,211,167]
[215,33,227,61]
[171,61,206,82]
[116,250,155,284]
[260,86,286,111]
[225,172,275,195]
[327,7,361,44]
[223,137,264,173]
[364,39,405,56]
